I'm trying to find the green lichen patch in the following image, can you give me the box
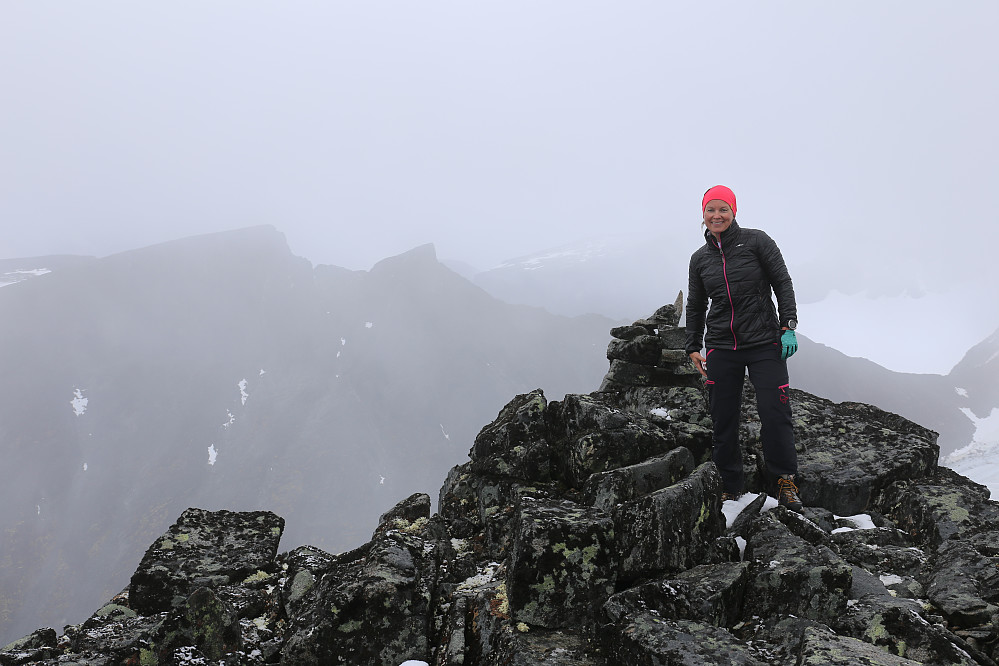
[242,570,270,584]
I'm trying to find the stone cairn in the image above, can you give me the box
[598,291,702,393]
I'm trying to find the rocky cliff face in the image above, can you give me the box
[5,302,999,666]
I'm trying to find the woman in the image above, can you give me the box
[685,185,802,512]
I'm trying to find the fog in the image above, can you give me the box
[2,2,997,372]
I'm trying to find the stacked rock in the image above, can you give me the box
[598,291,702,392]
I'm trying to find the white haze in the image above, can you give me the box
[1,2,998,374]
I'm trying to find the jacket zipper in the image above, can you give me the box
[717,237,737,350]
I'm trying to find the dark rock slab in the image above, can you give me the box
[470,389,552,482]
[602,615,770,665]
[378,491,432,527]
[744,512,852,625]
[796,626,924,665]
[582,446,695,512]
[439,461,487,539]
[837,593,983,666]
[599,358,700,390]
[924,531,999,638]
[656,326,688,349]
[506,490,616,629]
[651,297,683,327]
[606,334,662,365]
[0,628,59,665]
[603,561,752,629]
[61,592,164,665]
[438,566,603,666]
[831,526,928,591]
[610,324,655,340]
[669,421,715,466]
[466,589,602,665]
[727,492,769,536]
[790,392,940,515]
[605,385,715,464]
[152,587,242,663]
[279,493,447,666]
[604,385,711,427]
[280,544,339,620]
[770,504,835,547]
[609,324,653,340]
[877,467,999,549]
[438,462,537,561]
[548,393,676,487]
[614,462,725,580]
[128,508,284,615]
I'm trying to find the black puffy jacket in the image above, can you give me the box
[684,220,797,355]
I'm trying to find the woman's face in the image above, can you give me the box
[703,199,734,235]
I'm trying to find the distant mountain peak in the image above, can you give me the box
[369,243,439,272]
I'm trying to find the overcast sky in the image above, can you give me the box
[2,2,998,372]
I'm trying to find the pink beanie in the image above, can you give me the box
[702,185,737,216]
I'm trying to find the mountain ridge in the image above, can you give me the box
[5,304,999,665]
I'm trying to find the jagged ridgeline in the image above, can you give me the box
[5,297,999,665]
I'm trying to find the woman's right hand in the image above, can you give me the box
[689,352,707,377]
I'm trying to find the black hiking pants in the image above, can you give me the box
[705,344,797,494]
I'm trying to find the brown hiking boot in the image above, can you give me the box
[721,491,744,502]
[777,475,803,513]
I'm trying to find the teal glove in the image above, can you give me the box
[780,330,798,360]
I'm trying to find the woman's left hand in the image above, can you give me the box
[780,330,798,360]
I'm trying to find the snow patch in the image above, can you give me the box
[955,387,969,398]
[722,492,766,527]
[238,379,249,405]
[208,444,218,466]
[71,389,88,416]
[496,240,609,271]
[650,407,672,420]
[456,562,503,592]
[83,462,88,471]
[879,574,903,586]
[259,368,266,376]
[0,268,52,288]
[944,407,999,497]
[831,513,877,533]
[223,410,235,429]
[365,322,374,329]
[440,424,450,440]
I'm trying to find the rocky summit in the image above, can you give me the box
[5,298,999,666]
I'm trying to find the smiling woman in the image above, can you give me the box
[685,185,802,512]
